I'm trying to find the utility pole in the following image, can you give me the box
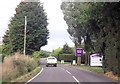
[24,16,27,56]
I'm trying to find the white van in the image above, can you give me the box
[46,56,57,67]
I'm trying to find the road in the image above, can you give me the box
[27,58,119,84]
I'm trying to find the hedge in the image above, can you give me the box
[57,54,77,62]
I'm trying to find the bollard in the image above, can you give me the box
[61,60,64,64]
[72,60,76,65]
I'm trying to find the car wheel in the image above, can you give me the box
[46,65,48,67]
[54,64,57,67]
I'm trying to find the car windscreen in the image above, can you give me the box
[48,58,55,60]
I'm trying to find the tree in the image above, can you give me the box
[61,2,120,75]
[61,2,94,65]
[61,43,73,54]
[52,47,62,57]
[33,50,50,58]
[53,45,76,62]
[3,1,49,55]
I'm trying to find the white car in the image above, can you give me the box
[46,56,57,67]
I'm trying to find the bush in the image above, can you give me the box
[33,50,49,58]
[58,54,77,62]
[33,51,41,58]
[32,51,42,64]
[2,53,39,82]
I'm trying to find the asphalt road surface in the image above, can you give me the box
[27,58,119,84]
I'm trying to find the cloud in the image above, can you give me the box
[40,0,74,51]
[0,0,21,41]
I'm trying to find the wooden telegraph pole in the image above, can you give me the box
[24,16,27,56]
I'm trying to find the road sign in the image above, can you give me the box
[76,48,83,56]
[90,53,103,66]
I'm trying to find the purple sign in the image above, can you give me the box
[76,48,83,56]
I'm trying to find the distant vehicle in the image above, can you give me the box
[46,56,57,67]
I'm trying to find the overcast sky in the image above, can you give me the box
[0,0,74,52]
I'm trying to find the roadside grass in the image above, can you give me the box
[76,64,104,74]
[11,66,41,82]
[0,64,2,84]
[76,64,119,81]
[57,61,71,64]
[2,53,39,82]
[0,80,2,84]
[58,61,104,73]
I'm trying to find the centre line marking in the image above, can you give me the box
[66,70,72,75]
[72,76,79,83]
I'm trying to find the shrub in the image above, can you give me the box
[2,53,38,82]
[58,54,77,62]
[33,51,42,58]
[33,50,49,58]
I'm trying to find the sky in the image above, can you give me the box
[0,0,74,52]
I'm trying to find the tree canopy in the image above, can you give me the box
[52,47,62,57]
[3,1,49,55]
[61,2,120,76]
[61,43,74,54]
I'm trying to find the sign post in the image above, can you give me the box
[76,48,83,56]
[76,48,83,65]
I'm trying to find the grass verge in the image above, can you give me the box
[2,53,39,82]
[11,66,41,82]
[0,80,2,84]
[73,64,119,81]
[75,64,104,74]
[57,61,71,64]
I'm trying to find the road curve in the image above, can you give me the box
[27,58,119,84]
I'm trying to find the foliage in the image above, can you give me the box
[2,44,13,56]
[61,2,120,76]
[58,54,77,62]
[0,45,2,54]
[52,43,74,58]
[52,47,62,57]
[11,67,41,82]
[79,65,104,73]
[3,1,49,55]
[53,43,76,61]
[61,43,74,54]
[0,54,5,63]
[2,53,38,82]
[33,50,50,58]
[0,45,3,62]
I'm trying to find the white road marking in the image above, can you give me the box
[66,70,72,75]
[65,69,80,83]
[72,76,79,83]
[26,67,43,83]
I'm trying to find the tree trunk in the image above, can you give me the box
[75,43,81,66]
[85,51,89,65]
[77,56,81,65]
